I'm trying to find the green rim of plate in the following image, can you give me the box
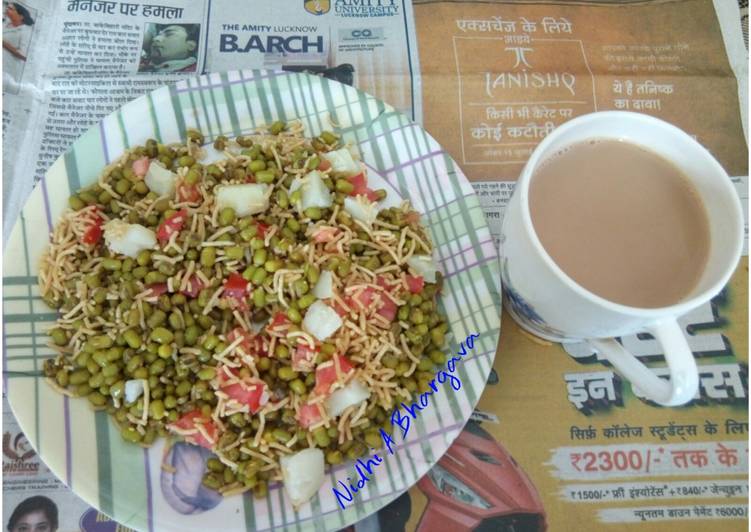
[3,70,501,532]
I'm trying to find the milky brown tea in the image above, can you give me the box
[528,138,710,308]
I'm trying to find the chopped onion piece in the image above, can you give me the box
[302,300,342,341]
[124,379,145,404]
[144,161,178,197]
[215,183,270,216]
[406,255,440,283]
[291,171,332,211]
[321,148,360,176]
[343,196,378,227]
[280,448,325,508]
[325,379,370,418]
[312,270,334,299]
[104,219,156,258]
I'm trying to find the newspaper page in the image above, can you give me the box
[365,1,748,531]
[2,0,420,242]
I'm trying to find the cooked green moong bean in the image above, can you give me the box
[320,131,338,144]
[200,247,216,267]
[226,246,244,261]
[297,294,316,309]
[304,207,322,220]
[197,367,216,381]
[278,366,297,381]
[255,170,275,184]
[335,179,354,194]
[150,327,174,344]
[289,378,306,395]
[269,120,286,135]
[49,328,68,346]
[313,427,330,447]
[121,426,143,443]
[219,207,236,226]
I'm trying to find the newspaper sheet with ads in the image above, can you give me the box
[369,1,748,531]
[413,0,748,253]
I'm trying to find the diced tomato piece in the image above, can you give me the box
[177,183,201,203]
[254,336,269,357]
[226,327,249,346]
[256,222,270,238]
[347,173,368,195]
[216,366,239,384]
[376,297,398,322]
[227,327,267,358]
[405,274,424,294]
[227,327,252,353]
[132,157,150,178]
[222,380,269,414]
[268,312,291,331]
[82,223,103,245]
[317,159,331,171]
[223,273,248,300]
[81,208,104,245]
[145,282,168,297]
[180,275,204,298]
[297,402,324,429]
[293,342,319,372]
[170,410,217,449]
[375,275,391,291]
[312,226,339,243]
[347,173,379,201]
[79,205,104,245]
[172,410,203,431]
[332,298,350,317]
[156,209,188,243]
[314,355,354,395]
[352,287,376,309]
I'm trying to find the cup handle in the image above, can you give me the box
[587,319,699,406]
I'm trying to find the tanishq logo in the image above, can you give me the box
[334,0,398,17]
[304,0,330,15]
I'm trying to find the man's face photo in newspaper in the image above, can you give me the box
[140,23,200,73]
[151,24,195,63]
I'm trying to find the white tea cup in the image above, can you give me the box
[500,111,744,406]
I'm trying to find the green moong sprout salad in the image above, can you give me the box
[40,121,448,505]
